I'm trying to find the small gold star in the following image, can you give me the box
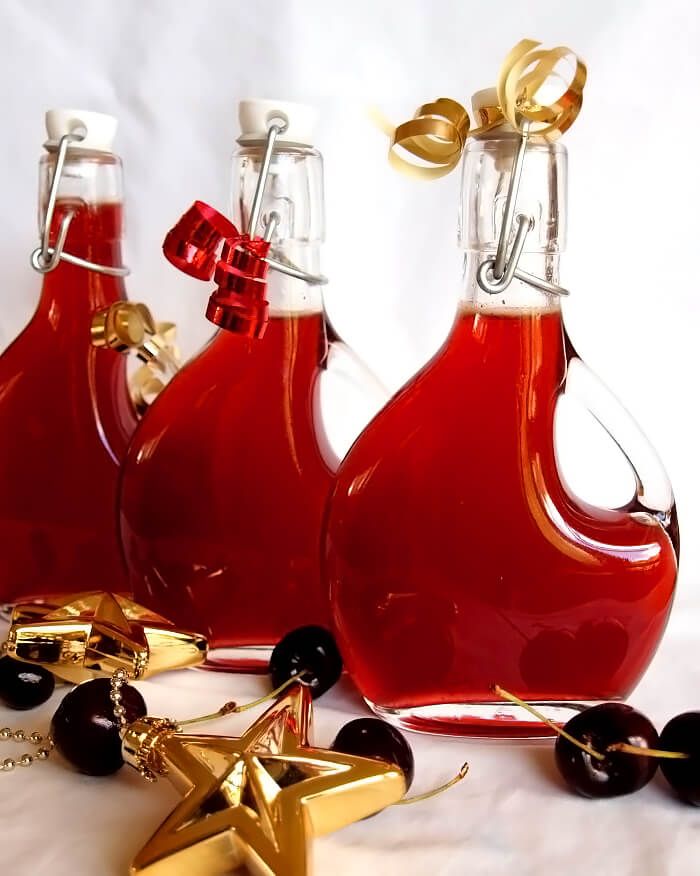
[6,591,207,683]
[126,683,406,875]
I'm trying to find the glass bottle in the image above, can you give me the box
[119,100,385,670]
[0,109,138,603]
[324,92,679,736]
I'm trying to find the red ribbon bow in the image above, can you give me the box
[163,201,271,338]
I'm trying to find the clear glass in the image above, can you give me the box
[324,130,678,736]
[120,138,388,670]
[0,148,137,603]
[234,145,325,257]
[234,144,389,453]
[459,133,566,257]
[39,149,125,219]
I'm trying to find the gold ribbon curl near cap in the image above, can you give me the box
[372,98,473,179]
[380,39,586,179]
[498,38,587,139]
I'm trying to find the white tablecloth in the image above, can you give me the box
[2,617,698,876]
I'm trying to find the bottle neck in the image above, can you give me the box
[461,251,562,313]
[265,242,324,315]
[232,143,325,315]
[38,150,127,304]
[460,133,566,314]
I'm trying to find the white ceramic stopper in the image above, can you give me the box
[44,109,118,152]
[237,99,317,147]
[471,88,499,117]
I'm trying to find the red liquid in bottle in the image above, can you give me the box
[120,311,337,670]
[0,202,136,602]
[326,306,677,735]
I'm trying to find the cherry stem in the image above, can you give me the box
[393,762,469,806]
[229,675,310,714]
[176,675,309,728]
[492,685,606,761]
[492,686,691,762]
[176,703,238,728]
[606,742,690,760]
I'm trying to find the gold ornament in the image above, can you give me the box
[5,592,207,684]
[124,682,406,875]
[375,38,587,178]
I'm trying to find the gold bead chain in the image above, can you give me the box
[110,667,132,731]
[0,726,53,771]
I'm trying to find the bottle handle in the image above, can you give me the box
[563,355,675,530]
[319,315,390,460]
[322,315,389,406]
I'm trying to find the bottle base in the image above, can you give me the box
[367,697,613,738]
[202,645,273,674]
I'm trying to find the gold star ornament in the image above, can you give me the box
[4,592,207,683]
[123,683,407,875]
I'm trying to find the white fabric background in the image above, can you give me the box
[0,0,699,873]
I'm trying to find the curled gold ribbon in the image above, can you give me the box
[498,39,587,138]
[130,321,180,415]
[371,99,472,179]
[380,39,586,179]
[91,302,181,414]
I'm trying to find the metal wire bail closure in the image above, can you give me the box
[476,126,569,298]
[30,131,130,278]
[247,120,328,287]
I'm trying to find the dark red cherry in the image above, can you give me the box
[331,718,415,790]
[659,712,700,805]
[51,678,147,776]
[554,703,659,798]
[0,656,55,710]
[270,626,342,699]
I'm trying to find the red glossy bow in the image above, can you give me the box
[163,201,271,339]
